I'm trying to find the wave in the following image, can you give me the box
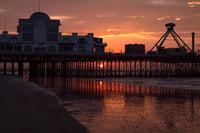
[91,77,200,90]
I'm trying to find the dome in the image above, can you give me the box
[30,12,50,21]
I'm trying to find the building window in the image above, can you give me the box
[48,46,57,52]
[23,33,33,41]
[94,38,102,43]
[0,45,5,51]
[63,38,72,43]
[59,43,73,52]
[6,45,13,51]
[47,33,57,41]
[35,47,46,52]
[9,37,19,44]
[78,38,87,45]
[78,46,85,52]
[24,46,32,52]
[47,26,58,32]
[14,45,21,52]
[23,26,33,32]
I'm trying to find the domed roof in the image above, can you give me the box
[30,12,50,21]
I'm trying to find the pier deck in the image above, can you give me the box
[0,54,200,77]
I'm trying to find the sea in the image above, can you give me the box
[28,76,200,133]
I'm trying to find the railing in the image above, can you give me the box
[0,54,200,77]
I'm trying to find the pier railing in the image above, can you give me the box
[0,54,200,77]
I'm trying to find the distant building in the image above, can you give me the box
[125,44,145,55]
[0,12,106,54]
[157,46,187,56]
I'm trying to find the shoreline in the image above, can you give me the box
[0,75,89,133]
[92,77,200,90]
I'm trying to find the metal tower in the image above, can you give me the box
[149,23,192,52]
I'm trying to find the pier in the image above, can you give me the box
[0,54,200,77]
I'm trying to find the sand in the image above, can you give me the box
[0,75,89,133]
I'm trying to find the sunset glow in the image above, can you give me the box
[100,63,104,68]
[0,0,200,53]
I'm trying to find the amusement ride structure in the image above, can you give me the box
[148,23,195,55]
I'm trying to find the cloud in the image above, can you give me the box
[106,28,112,32]
[7,31,18,34]
[157,17,165,21]
[126,16,145,19]
[106,28,124,32]
[194,13,200,16]
[157,17,166,21]
[0,8,6,13]
[99,31,161,40]
[175,17,181,21]
[50,16,76,21]
[156,16,182,21]
[74,20,87,25]
[149,0,184,6]
[187,1,200,5]
[157,16,170,21]
[126,16,138,19]
[96,13,117,18]
[187,1,200,7]
[150,0,167,5]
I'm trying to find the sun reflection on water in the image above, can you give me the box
[30,77,200,133]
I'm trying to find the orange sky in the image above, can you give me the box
[0,0,200,53]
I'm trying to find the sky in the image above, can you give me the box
[0,0,200,53]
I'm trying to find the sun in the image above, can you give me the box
[100,63,103,68]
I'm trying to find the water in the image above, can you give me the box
[30,77,200,133]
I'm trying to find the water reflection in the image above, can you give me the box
[31,77,200,133]
[31,77,200,98]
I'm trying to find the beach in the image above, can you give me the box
[0,75,89,133]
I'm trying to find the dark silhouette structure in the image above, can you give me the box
[0,12,105,54]
[125,44,145,55]
[0,21,200,77]
[148,23,193,55]
[0,54,200,77]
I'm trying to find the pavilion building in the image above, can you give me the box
[0,12,105,54]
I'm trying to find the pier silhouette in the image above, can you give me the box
[0,12,199,77]
[0,54,200,77]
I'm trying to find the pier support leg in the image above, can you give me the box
[18,62,23,77]
[4,62,7,75]
[12,62,15,75]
